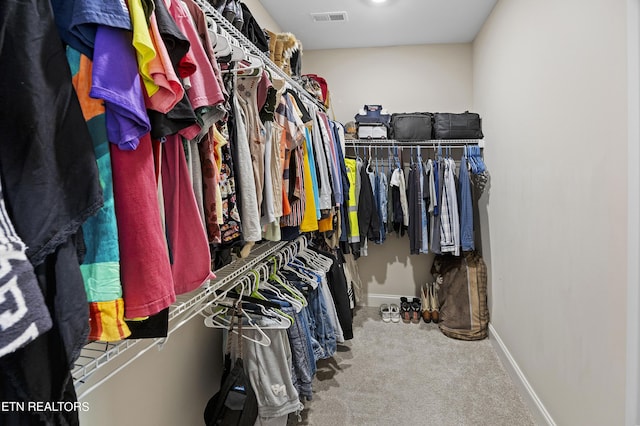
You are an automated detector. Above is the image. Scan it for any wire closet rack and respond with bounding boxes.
[72,241,288,397]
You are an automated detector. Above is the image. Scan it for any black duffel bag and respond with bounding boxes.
[389,112,433,140]
[433,112,484,139]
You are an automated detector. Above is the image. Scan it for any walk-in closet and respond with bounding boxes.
[0,0,638,425]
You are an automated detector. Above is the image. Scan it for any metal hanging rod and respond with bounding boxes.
[346,139,485,148]
[194,0,326,111]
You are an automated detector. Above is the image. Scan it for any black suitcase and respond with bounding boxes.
[390,112,433,140]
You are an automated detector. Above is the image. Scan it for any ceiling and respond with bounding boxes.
[259,0,498,51]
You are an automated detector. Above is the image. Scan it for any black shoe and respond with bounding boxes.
[410,297,421,324]
[400,297,411,324]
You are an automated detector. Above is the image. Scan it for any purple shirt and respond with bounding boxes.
[91,26,150,150]
[51,0,132,58]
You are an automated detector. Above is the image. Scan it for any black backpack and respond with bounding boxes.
[203,356,258,426]
[203,310,258,426]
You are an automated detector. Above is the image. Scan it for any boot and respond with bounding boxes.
[421,284,431,323]
[430,282,440,324]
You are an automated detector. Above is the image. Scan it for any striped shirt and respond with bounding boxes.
[440,158,460,256]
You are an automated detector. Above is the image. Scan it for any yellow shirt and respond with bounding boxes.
[299,132,319,233]
[128,0,159,97]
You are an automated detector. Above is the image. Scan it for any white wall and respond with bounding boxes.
[473,1,628,425]
[302,45,475,303]
[627,2,640,424]
[242,0,282,33]
[302,44,473,124]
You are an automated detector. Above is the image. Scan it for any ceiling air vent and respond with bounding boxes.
[310,11,348,23]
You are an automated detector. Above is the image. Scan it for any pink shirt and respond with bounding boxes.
[144,12,185,114]
[162,134,215,294]
[166,0,224,111]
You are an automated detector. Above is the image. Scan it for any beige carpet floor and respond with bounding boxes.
[288,306,537,426]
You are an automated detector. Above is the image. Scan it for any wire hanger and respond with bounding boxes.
[258,262,304,313]
[204,282,275,345]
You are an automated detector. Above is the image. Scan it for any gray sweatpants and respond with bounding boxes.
[244,328,304,422]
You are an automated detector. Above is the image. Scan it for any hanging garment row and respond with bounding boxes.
[203,236,355,425]
[345,144,488,257]
[0,1,349,425]
[50,0,353,344]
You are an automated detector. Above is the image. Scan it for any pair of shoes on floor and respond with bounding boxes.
[400,297,421,324]
[380,303,400,323]
[421,281,440,323]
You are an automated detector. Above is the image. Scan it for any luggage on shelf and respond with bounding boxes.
[355,104,391,125]
[357,123,388,139]
[433,112,484,139]
[389,112,433,140]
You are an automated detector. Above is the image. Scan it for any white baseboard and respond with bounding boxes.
[488,324,556,426]
[362,293,414,307]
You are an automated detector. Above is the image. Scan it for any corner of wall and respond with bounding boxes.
[627,0,640,424]
[488,325,556,426]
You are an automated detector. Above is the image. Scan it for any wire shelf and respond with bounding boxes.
[72,241,288,392]
[346,139,485,148]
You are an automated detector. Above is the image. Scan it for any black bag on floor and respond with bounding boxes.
[389,112,433,140]
[204,310,258,426]
[433,112,484,139]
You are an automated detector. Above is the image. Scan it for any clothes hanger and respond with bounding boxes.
[256,262,303,312]
[266,253,305,308]
[210,270,295,328]
[248,269,296,325]
[229,38,245,62]
[294,236,327,270]
[207,24,218,49]
[204,284,274,345]
[227,52,265,76]
[474,145,487,173]
[301,243,333,272]
[295,248,324,273]
[213,33,232,58]
[266,272,305,312]
[366,145,374,173]
[281,258,319,288]
[465,146,477,174]
[204,306,273,346]
[393,145,401,170]
[290,258,321,280]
